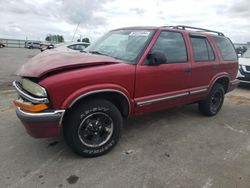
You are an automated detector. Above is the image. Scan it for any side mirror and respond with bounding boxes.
[147,51,166,65]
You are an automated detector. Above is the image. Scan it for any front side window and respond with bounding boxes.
[190,36,215,61]
[86,30,154,64]
[213,36,237,61]
[151,31,187,63]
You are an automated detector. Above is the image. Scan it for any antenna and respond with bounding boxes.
[71,22,80,42]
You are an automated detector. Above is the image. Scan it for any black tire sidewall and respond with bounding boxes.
[64,99,122,157]
[209,85,224,115]
[199,83,225,116]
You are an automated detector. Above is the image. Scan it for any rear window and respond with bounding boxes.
[213,36,237,61]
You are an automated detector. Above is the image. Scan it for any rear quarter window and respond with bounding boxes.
[213,36,237,61]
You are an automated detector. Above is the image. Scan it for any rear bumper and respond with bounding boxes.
[16,108,65,138]
[228,79,239,92]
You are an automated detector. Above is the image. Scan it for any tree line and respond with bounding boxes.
[45,34,90,43]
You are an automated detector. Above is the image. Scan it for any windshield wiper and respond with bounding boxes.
[89,51,105,56]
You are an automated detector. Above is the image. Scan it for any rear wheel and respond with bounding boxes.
[199,83,225,116]
[63,99,123,157]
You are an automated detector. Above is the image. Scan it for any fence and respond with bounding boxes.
[234,43,250,49]
[0,38,34,48]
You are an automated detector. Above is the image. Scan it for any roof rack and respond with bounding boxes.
[163,25,224,36]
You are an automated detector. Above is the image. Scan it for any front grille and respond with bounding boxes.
[246,66,250,71]
[239,77,250,82]
[239,67,250,76]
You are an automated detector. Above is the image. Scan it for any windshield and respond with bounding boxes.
[86,30,154,64]
[242,49,250,58]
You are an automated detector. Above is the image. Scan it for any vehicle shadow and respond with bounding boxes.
[238,83,250,90]
[123,103,205,136]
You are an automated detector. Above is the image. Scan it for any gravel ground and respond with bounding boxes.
[0,48,250,188]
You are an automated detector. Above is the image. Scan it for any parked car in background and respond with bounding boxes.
[13,25,238,157]
[66,42,90,51]
[25,41,41,49]
[235,46,247,56]
[237,49,250,84]
[40,43,55,52]
[42,42,90,52]
[0,40,5,48]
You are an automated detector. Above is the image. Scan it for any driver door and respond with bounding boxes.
[134,31,192,114]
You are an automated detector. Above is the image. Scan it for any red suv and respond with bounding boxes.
[13,26,238,157]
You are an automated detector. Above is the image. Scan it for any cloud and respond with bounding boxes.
[130,8,145,15]
[58,0,110,26]
[226,0,250,17]
[0,0,249,43]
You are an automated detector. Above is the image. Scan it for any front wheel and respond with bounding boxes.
[63,99,123,157]
[199,83,225,116]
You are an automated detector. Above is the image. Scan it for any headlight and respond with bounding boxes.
[20,79,47,97]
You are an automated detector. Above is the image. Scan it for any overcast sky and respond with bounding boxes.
[0,0,249,43]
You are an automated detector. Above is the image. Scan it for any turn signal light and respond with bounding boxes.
[13,100,48,112]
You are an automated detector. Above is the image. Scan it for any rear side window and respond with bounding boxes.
[213,36,237,61]
[190,36,215,61]
[151,31,187,63]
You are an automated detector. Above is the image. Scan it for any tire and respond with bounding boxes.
[199,83,225,116]
[63,99,123,157]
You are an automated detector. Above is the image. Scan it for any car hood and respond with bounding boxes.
[239,57,250,66]
[16,51,123,77]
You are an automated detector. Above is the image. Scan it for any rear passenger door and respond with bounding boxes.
[189,35,217,92]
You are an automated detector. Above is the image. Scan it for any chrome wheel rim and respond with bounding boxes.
[78,112,114,148]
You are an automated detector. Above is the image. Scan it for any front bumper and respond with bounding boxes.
[16,108,65,138]
[237,67,250,84]
[13,80,65,138]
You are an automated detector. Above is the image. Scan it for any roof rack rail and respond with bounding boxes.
[174,25,224,36]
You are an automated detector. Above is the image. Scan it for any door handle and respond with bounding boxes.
[184,67,192,73]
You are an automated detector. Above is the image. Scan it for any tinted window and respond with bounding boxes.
[213,36,237,61]
[151,31,187,63]
[191,37,215,61]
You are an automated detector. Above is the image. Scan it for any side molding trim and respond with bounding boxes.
[136,88,208,107]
